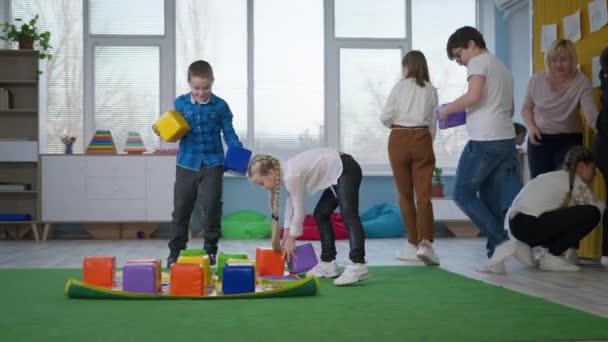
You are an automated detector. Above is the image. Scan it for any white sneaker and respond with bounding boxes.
[539,252,580,272]
[306,260,340,278]
[513,241,538,267]
[397,243,419,261]
[601,256,608,270]
[477,260,506,274]
[334,263,371,286]
[564,248,580,265]
[488,240,517,265]
[416,241,440,265]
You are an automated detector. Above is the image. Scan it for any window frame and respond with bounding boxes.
[76,0,482,173]
[83,0,175,145]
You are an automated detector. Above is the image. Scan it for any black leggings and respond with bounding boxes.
[509,205,601,256]
[313,154,366,263]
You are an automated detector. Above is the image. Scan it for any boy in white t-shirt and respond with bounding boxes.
[438,26,522,273]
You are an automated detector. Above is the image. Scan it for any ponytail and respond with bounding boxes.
[560,146,594,207]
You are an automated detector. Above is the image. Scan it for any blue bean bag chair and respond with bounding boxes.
[221,210,272,239]
[360,203,405,238]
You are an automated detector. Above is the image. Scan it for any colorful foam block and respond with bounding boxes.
[154,110,191,142]
[170,263,204,296]
[179,249,206,257]
[83,256,115,287]
[224,145,252,174]
[222,263,255,295]
[227,258,257,282]
[176,255,212,287]
[217,252,248,280]
[288,243,318,273]
[126,259,162,292]
[123,263,157,294]
[436,104,466,129]
[255,248,286,276]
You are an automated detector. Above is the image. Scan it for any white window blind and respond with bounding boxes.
[175,0,247,142]
[253,0,324,160]
[412,0,476,169]
[10,0,84,154]
[89,0,164,35]
[339,48,402,169]
[334,0,406,38]
[94,46,160,152]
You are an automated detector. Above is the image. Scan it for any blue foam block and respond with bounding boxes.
[222,263,255,295]
[0,214,31,221]
[224,146,252,174]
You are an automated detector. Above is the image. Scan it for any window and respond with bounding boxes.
[412,0,476,169]
[175,0,247,142]
[89,0,164,35]
[10,0,84,154]
[253,0,324,159]
[335,0,406,38]
[12,0,478,172]
[339,49,402,167]
[94,46,160,152]
[85,0,171,153]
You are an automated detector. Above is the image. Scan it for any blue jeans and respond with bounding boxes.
[453,139,522,257]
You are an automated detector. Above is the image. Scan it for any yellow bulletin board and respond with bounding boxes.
[532,0,607,258]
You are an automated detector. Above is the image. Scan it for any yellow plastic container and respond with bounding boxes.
[153,110,190,142]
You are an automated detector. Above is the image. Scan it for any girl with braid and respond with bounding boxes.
[247,148,370,286]
[506,146,604,272]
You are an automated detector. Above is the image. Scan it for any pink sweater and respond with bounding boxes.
[522,71,598,134]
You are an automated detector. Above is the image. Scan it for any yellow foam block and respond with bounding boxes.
[153,110,190,142]
[177,255,212,287]
[227,258,258,282]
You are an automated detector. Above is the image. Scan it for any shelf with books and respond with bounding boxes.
[0,49,40,241]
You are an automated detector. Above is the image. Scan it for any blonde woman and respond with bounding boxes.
[522,39,599,178]
[247,148,370,286]
[507,146,604,272]
[381,50,439,265]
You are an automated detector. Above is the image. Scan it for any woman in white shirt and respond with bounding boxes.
[248,148,370,286]
[381,50,439,265]
[508,146,604,272]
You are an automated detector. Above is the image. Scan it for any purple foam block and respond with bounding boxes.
[288,243,318,273]
[122,263,157,294]
[436,105,466,129]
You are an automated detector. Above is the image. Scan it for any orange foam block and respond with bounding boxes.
[255,248,285,276]
[127,259,162,292]
[83,256,115,287]
[170,263,204,296]
[176,255,212,287]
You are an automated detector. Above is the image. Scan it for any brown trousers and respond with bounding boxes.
[388,128,435,245]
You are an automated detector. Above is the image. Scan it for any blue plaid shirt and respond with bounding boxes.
[175,93,242,171]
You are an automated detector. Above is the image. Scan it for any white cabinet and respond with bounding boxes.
[42,155,176,222]
[145,157,175,221]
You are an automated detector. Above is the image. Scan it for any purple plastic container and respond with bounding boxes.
[288,243,318,273]
[436,105,466,129]
[122,263,157,294]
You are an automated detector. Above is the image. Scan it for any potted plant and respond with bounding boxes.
[1,15,52,65]
[432,167,444,198]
